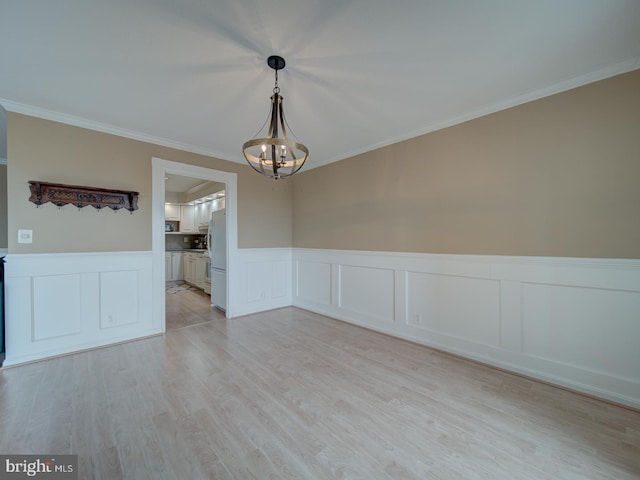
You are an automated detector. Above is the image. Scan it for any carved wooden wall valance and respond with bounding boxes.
[28,181,139,212]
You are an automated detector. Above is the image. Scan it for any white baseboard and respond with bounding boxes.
[293,248,640,408]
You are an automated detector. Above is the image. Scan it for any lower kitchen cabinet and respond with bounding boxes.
[171,252,184,281]
[165,253,172,281]
[183,253,197,285]
[166,252,185,281]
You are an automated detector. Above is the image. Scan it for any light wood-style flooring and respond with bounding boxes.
[165,286,223,331]
[1,298,639,479]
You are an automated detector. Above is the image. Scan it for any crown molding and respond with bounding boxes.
[0,99,245,165]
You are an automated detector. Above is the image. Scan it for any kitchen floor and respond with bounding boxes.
[165,284,225,330]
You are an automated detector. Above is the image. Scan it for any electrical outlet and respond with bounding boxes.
[413,313,421,325]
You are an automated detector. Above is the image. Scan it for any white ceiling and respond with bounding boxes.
[164,173,225,195]
[164,174,212,194]
[1,1,639,170]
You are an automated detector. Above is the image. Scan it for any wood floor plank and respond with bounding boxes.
[1,294,639,479]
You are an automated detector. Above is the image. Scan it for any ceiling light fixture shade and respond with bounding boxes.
[242,55,309,180]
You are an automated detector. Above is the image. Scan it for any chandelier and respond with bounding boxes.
[242,56,309,180]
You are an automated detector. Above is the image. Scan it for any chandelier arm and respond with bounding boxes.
[278,100,288,140]
[278,107,298,161]
[271,144,277,177]
[277,100,289,165]
[282,111,302,146]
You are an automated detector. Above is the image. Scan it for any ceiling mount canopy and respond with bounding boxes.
[242,55,309,180]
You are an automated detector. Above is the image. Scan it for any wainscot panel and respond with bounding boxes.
[3,252,156,365]
[406,271,501,348]
[295,260,331,306]
[232,248,293,317]
[293,248,640,408]
[521,282,640,380]
[32,274,83,341]
[339,264,395,325]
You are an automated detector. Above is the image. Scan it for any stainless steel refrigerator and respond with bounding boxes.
[207,209,226,311]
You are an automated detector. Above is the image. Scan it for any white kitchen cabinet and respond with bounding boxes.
[183,252,197,285]
[206,200,213,224]
[166,252,185,281]
[211,196,225,212]
[196,201,212,227]
[195,203,204,227]
[171,252,184,281]
[179,205,196,233]
[165,252,172,281]
[164,203,180,221]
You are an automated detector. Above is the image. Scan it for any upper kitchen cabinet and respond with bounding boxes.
[180,205,196,233]
[196,201,212,227]
[164,203,180,221]
[211,196,225,212]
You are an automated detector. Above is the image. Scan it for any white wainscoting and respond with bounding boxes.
[293,248,640,408]
[232,248,293,317]
[3,251,156,365]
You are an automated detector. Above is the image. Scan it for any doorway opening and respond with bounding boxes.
[151,158,238,333]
